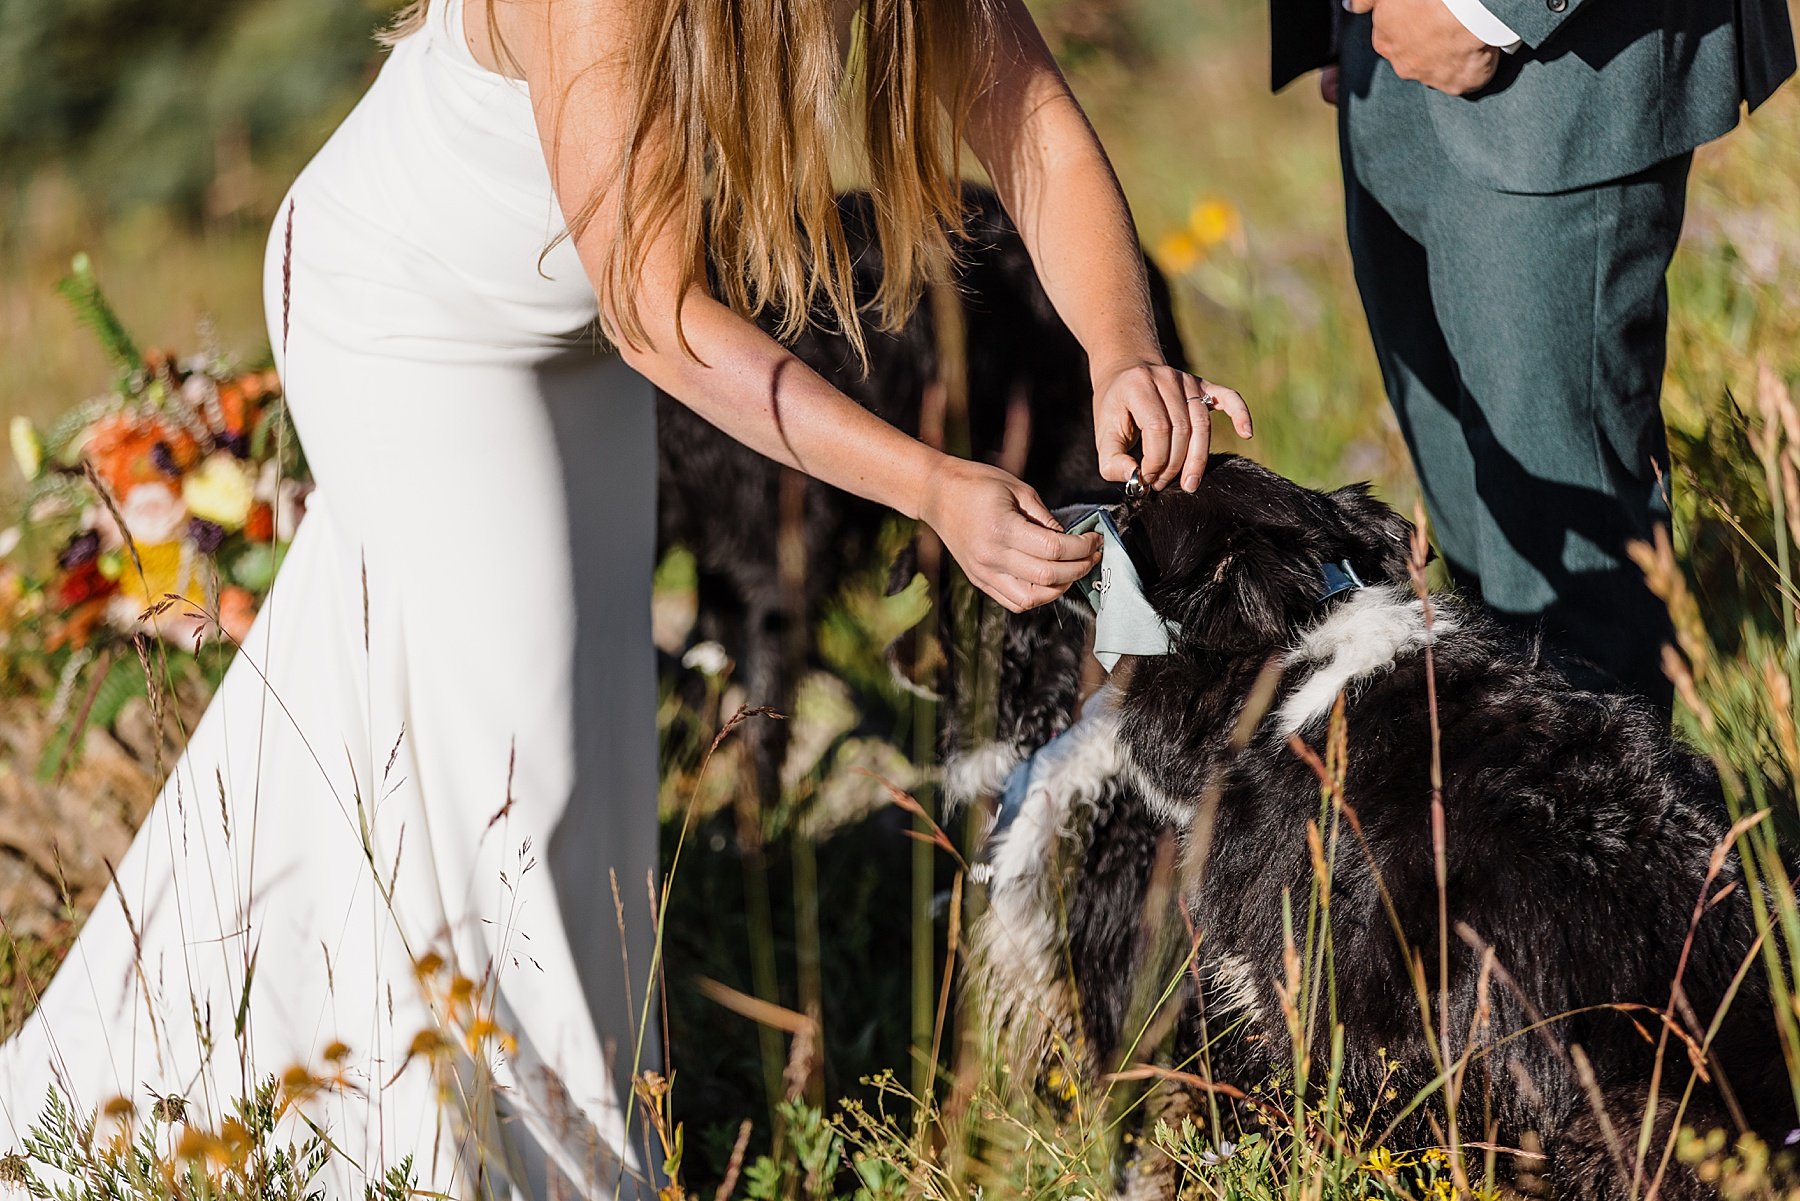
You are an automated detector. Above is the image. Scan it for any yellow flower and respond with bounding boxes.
[1363,1147,1397,1174]
[9,417,43,481]
[1189,197,1242,249]
[115,541,203,608]
[182,451,255,530]
[1421,1147,1449,1165]
[1156,231,1201,275]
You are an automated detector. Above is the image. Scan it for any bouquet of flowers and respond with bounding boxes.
[1,255,309,721]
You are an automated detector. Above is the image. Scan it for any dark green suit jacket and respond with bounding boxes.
[1270,0,1797,192]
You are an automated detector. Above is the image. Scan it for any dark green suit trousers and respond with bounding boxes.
[1338,16,1692,705]
[1271,0,1793,711]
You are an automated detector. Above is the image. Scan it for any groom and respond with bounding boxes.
[1271,0,1795,713]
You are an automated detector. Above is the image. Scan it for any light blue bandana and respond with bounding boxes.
[1064,508,1180,672]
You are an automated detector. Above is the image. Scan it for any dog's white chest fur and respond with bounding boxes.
[1274,584,1454,737]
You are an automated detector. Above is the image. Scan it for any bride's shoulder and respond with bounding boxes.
[468,0,638,82]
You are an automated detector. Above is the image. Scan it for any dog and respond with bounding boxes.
[656,185,1186,802]
[948,454,1793,1199]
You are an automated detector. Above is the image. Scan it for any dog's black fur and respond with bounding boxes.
[955,455,1793,1198]
[656,186,1185,799]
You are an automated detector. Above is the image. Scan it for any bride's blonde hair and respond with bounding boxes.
[386,0,997,362]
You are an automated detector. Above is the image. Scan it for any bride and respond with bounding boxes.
[0,0,1251,1195]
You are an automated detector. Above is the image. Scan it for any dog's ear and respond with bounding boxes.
[1327,483,1421,583]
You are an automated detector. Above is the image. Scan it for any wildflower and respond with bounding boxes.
[116,482,190,545]
[245,501,275,542]
[1156,230,1201,275]
[183,452,255,530]
[254,461,308,541]
[681,640,731,677]
[9,417,43,481]
[1421,1147,1449,1164]
[150,1093,188,1123]
[464,1018,512,1055]
[322,1040,353,1064]
[1363,1147,1397,1174]
[113,541,197,608]
[57,530,101,570]
[413,951,446,981]
[407,1028,452,1060]
[218,1118,255,1164]
[1189,198,1242,250]
[101,1095,136,1123]
[1199,1139,1238,1167]
[218,586,256,643]
[57,561,113,608]
[187,517,227,555]
[1428,1178,1455,1201]
[0,1151,28,1186]
[176,1128,227,1164]
[150,440,182,478]
[86,414,198,500]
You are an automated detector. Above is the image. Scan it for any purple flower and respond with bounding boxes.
[187,517,226,555]
[58,529,101,569]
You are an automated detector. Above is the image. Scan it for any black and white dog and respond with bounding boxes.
[949,454,1792,1198]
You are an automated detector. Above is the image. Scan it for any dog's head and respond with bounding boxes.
[946,456,1418,774]
[1116,454,1418,659]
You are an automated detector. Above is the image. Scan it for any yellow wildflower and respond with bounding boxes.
[182,452,255,530]
[1189,198,1242,249]
[1156,231,1201,275]
[1363,1147,1396,1174]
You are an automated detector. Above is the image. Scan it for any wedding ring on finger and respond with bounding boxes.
[1188,393,1220,411]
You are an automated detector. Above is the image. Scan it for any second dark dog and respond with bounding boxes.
[656,185,1185,800]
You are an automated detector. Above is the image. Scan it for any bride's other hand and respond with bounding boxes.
[1093,359,1253,493]
[918,458,1102,612]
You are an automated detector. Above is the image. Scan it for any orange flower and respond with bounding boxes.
[85,413,200,500]
[218,586,256,643]
[244,502,275,542]
[214,379,250,438]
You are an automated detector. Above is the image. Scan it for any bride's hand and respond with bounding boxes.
[918,458,1102,613]
[1092,359,1253,492]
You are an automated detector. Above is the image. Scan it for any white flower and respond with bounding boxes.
[681,640,731,677]
[117,483,189,545]
[0,526,20,559]
[183,452,255,530]
[255,460,310,540]
[180,374,217,408]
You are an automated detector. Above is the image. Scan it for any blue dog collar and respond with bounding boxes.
[1318,558,1368,602]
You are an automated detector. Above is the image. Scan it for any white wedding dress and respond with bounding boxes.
[2,2,661,1195]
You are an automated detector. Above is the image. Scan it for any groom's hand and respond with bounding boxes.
[1347,0,1501,96]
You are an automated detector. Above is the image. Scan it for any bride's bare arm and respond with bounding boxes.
[964,0,1254,492]
[515,0,1099,612]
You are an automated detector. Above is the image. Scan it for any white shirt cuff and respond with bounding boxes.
[1438,0,1524,51]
